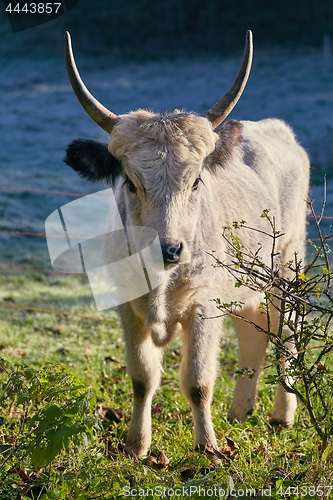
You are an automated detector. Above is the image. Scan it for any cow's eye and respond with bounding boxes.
[125,176,137,194]
[192,176,203,191]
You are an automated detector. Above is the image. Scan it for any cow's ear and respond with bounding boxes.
[205,120,243,171]
[64,139,122,184]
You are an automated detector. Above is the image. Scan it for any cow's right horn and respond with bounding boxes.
[64,32,119,134]
[205,30,253,130]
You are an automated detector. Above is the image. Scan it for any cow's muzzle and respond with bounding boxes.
[160,242,183,265]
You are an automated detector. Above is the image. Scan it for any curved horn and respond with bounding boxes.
[205,30,253,129]
[64,31,119,133]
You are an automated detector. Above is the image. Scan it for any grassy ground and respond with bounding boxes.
[0,268,332,499]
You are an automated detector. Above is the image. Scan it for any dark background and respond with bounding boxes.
[0,0,332,262]
[1,0,333,58]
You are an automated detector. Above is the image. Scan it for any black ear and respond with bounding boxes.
[64,139,122,184]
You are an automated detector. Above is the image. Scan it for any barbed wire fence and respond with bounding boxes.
[0,184,120,323]
[0,183,332,323]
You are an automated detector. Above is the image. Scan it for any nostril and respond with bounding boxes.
[168,242,183,259]
[174,242,183,257]
[161,242,183,264]
[168,243,179,255]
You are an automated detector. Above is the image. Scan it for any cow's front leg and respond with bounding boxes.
[179,306,221,449]
[121,309,163,456]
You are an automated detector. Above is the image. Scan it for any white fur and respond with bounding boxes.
[106,114,309,455]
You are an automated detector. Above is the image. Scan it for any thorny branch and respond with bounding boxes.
[212,205,333,451]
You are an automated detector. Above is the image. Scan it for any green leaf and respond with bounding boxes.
[321,443,333,463]
[43,404,63,419]
[30,444,49,469]
[17,392,30,404]
[90,477,101,488]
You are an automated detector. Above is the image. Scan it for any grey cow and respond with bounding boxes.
[63,31,310,456]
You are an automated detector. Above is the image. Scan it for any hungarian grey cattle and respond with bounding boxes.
[63,31,310,456]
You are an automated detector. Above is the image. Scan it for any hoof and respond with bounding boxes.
[123,445,138,457]
[228,407,254,423]
[269,418,292,429]
[123,443,149,457]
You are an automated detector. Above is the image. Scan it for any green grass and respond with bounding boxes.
[0,268,332,499]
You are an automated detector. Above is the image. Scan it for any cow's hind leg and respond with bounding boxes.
[229,304,297,427]
[179,305,221,450]
[269,307,297,427]
[269,244,300,427]
[121,307,163,456]
[270,364,297,427]
[229,306,268,422]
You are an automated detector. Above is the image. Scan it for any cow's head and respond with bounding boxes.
[64,32,252,267]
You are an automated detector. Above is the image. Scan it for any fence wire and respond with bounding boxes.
[0,183,331,322]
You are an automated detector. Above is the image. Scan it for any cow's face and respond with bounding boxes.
[64,30,252,265]
[64,115,243,266]
[109,110,217,265]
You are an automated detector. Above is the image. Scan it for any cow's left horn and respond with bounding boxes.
[205,30,253,130]
[64,32,119,134]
